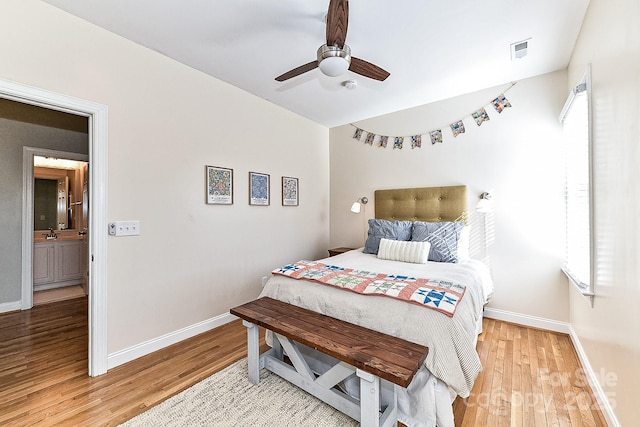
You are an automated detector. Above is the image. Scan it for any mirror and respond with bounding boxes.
[33,158,88,231]
[34,177,67,230]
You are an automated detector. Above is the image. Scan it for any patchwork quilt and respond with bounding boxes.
[272,260,466,317]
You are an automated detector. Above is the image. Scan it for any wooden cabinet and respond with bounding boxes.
[57,241,85,282]
[33,242,55,285]
[33,240,86,291]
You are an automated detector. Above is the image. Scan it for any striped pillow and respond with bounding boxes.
[377,238,431,264]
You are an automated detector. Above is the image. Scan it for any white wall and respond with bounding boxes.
[330,71,570,321]
[0,1,329,355]
[567,0,640,424]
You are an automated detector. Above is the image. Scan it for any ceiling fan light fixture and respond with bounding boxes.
[274,0,390,82]
[317,44,351,77]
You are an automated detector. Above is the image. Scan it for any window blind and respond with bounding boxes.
[561,79,593,295]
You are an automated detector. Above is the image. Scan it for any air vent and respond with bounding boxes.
[510,38,531,60]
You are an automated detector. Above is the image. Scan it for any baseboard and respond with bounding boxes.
[483,307,620,426]
[567,324,621,427]
[0,300,22,314]
[107,312,237,370]
[483,307,571,334]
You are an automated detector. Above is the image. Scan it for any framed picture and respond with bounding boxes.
[282,176,299,206]
[249,171,270,206]
[206,165,233,205]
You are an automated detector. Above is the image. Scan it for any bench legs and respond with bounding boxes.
[241,321,398,427]
[357,369,397,427]
[358,370,381,426]
[242,320,261,384]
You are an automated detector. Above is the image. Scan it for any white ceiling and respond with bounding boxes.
[42,0,589,128]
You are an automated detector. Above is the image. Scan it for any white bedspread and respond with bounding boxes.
[259,249,494,427]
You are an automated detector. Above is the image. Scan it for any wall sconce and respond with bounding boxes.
[350,197,368,213]
[476,192,493,212]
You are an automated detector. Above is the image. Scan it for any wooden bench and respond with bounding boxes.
[230,297,429,427]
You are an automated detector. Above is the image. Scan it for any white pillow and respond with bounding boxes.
[457,226,470,261]
[377,238,431,264]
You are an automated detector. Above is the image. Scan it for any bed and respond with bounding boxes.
[258,185,494,427]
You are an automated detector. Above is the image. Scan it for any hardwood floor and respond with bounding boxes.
[0,297,257,426]
[453,318,607,427]
[0,298,607,426]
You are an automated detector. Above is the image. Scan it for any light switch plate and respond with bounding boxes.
[109,221,140,237]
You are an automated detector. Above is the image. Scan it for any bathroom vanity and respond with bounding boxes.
[33,231,87,291]
[32,162,88,292]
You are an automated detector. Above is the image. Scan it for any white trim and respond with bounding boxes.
[22,147,89,311]
[483,307,571,334]
[483,307,620,426]
[21,149,34,310]
[34,279,85,292]
[87,94,109,377]
[0,78,109,377]
[107,312,237,370]
[561,64,595,306]
[585,64,596,307]
[0,300,22,314]
[562,266,594,296]
[568,324,620,427]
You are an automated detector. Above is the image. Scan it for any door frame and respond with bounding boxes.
[1,78,109,377]
[25,147,89,291]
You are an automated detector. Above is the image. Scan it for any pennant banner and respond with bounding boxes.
[450,120,465,137]
[364,132,375,145]
[411,135,422,149]
[492,94,512,113]
[350,83,516,150]
[471,108,490,126]
[429,130,443,145]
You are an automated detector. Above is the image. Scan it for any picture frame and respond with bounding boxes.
[206,165,233,205]
[249,171,270,206]
[282,176,299,206]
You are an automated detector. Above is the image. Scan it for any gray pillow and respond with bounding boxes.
[363,219,413,255]
[411,221,465,263]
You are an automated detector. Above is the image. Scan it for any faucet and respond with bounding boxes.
[46,227,57,239]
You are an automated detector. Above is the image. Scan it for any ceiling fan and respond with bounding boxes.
[275,0,390,82]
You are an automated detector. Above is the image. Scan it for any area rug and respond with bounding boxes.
[119,359,358,427]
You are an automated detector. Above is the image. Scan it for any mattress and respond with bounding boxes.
[259,248,494,427]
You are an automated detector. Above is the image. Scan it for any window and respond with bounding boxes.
[560,66,594,299]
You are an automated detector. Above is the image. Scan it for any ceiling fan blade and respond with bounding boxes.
[275,61,319,82]
[349,57,390,81]
[326,0,348,48]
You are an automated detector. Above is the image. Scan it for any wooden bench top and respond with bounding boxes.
[230,297,428,388]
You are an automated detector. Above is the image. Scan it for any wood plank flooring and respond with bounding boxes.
[453,318,608,427]
[0,298,608,426]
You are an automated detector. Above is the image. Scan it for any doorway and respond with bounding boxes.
[30,152,89,305]
[1,78,108,377]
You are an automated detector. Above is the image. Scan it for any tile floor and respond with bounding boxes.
[33,285,86,305]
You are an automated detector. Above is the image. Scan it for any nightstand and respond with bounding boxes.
[328,247,354,257]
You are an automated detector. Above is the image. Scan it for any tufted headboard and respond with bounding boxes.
[374,185,467,222]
